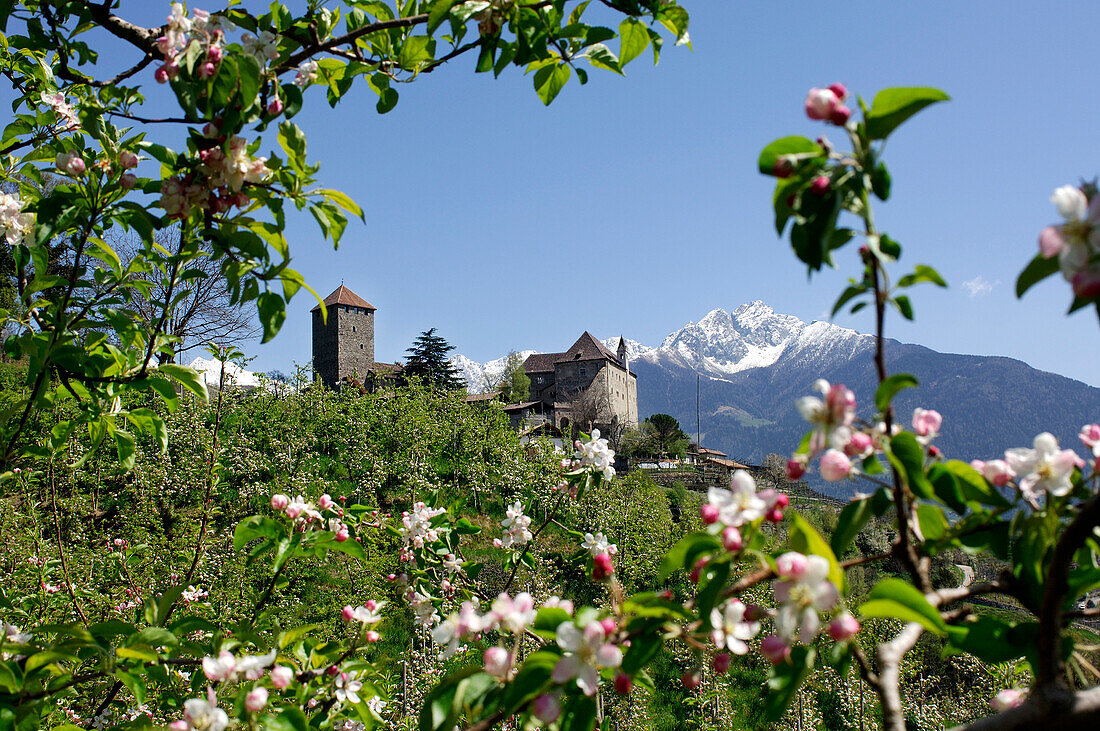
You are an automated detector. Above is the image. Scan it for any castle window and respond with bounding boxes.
[352,326,356,332]
[579,368,586,376]
[359,344,363,349]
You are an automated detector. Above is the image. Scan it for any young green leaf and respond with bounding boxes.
[865,87,950,140]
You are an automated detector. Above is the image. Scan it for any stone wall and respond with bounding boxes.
[312,305,374,387]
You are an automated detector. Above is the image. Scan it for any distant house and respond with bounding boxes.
[311,284,402,390]
[522,332,638,435]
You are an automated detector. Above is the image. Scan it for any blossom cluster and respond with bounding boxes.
[155,3,236,83]
[160,135,271,220]
[804,83,851,126]
[573,428,615,481]
[0,192,35,247]
[496,500,532,549]
[1038,184,1100,298]
[788,378,945,483]
[701,469,788,540]
[972,428,1090,502]
[431,592,542,660]
[270,492,352,540]
[398,501,446,549]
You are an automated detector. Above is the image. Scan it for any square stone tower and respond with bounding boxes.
[311,284,376,388]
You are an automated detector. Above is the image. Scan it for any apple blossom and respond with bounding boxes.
[318,494,334,509]
[294,59,318,87]
[271,493,289,510]
[722,525,743,552]
[243,31,280,61]
[544,596,574,614]
[334,672,362,705]
[201,651,236,682]
[1005,432,1080,498]
[1039,226,1064,258]
[912,408,942,440]
[786,457,806,480]
[797,379,856,454]
[56,151,85,176]
[710,599,760,655]
[614,672,632,694]
[706,470,766,527]
[500,500,533,549]
[760,635,791,664]
[804,87,839,121]
[1052,185,1088,221]
[532,694,561,723]
[267,98,284,116]
[0,193,35,246]
[713,652,730,673]
[819,449,853,482]
[828,83,848,101]
[844,430,874,458]
[581,531,617,556]
[827,613,861,641]
[991,688,1027,712]
[700,502,720,524]
[1080,423,1100,457]
[810,176,831,195]
[483,646,511,678]
[553,619,622,695]
[574,428,616,480]
[829,105,851,126]
[245,687,268,712]
[270,666,293,689]
[592,552,615,580]
[774,553,839,643]
[178,688,229,731]
[491,592,536,633]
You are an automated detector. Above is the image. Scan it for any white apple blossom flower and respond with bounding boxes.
[1052,185,1088,221]
[334,672,362,705]
[201,651,236,683]
[574,429,616,480]
[500,501,532,549]
[490,592,536,634]
[773,554,838,644]
[552,620,622,696]
[710,599,760,655]
[706,470,765,527]
[235,650,276,680]
[1005,432,1081,499]
[179,688,229,731]
[581,532,617,556]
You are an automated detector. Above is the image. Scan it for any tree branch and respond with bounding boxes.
[950,686,1100,731]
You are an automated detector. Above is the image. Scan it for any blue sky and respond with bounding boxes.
[49,3,1100,385]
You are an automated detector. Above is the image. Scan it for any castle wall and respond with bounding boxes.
[312,305,375,387]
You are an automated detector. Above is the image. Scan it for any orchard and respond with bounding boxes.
[0,2,1098,730]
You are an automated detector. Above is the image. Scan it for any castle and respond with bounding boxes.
[518,332,638,435]
[311,284,401,388]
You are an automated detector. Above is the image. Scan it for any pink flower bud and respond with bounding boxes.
[341,605,356,622]
[206,45,223,64]
[819,449,853,482]
[699,503,720,525]
[1039,226,1064,258]
[270,665,293,688]
[810,176,831,196]
[270,494,289,511]
[713,652,730,673]
[827,613,861,641]
[119,151,139,169]
[785,459,806,480]
[828,83,848,101]
[365,599,378,611]
[760,635,790,664]
[829,105,852,126]
[681,671,701,690]
[600,618,617,637]
[1072,269,1100,299]
[533,694,561,722]
[614,672,632,694]
[991,688,1026,712]
[772,157,795,178]
[593,552,615,581]
[912,408,943,437]
[689,557,707,584]
[774,493,789,509]
[845,431,873,457]
[267,98,284,116]
[245,687,268,712]
[365,630,380,643]
[776,552,808,580]
[199,61,217,78]
[722,526,743,552]
[928,445,942,458]
[805,87,839,120]
[155,66,170,83]
[483,646,510,678]
[386,573,396,581]
[335,528,349,542]
[120,173,138,190]
[319,494,334,509]
[325,665,339,677]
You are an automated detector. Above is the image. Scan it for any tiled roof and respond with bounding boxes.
[465,391,502,403]
[311,285,377,313]
[502,400,541,411]
[559,331,619,364]
[523,352,560,373]
[370,361,402,375]
[706,456,751,471]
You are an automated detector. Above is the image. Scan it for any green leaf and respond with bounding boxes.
[788,511,844,591]
[267,706,309,731]
[659,533,720,581]
[875,373,918,413]
[316,188,364,221]
[157,364,209,401]
[257,291,286,343]
[114,429,136,471]
[130,627,177,647]
[757,136,824,176]
[927,464,967,514]
[831,496,875,556]
[889,432,934,501]
[618,17,649,67]
[502,651,557,713]
[319,537,365,561]
[1017,253,1060,298]
[865,87,950,140]
[897,264,948,289]
[860,578,946,635]
[871,162,892,200]
[941,460,1010,508]
[764,646,815,721]
[560,694,597,731]
[916,503,949,542]
[427,0,461,33]
[892,294,914,320]
[621,632,662,675]
[534,64,571,106]
[831,283,868,317]
[695,558,730,620]
[113,669,146,706]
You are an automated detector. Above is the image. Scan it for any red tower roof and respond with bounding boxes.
[311,285,377,312]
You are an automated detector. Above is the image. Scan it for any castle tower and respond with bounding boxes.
[311,285,376,388]
[617,336,629,373]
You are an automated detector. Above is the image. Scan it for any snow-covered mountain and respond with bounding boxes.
[452,301,1100,496]
[452,350,539,393]
[186,355,262,389]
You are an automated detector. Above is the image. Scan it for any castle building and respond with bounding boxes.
[311,285,400,388]
[521,332,638,434]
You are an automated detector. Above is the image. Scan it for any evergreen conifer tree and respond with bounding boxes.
[404,328,465,390]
